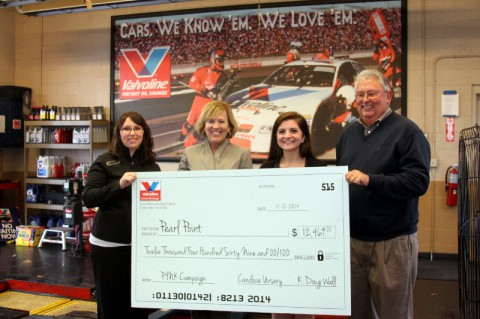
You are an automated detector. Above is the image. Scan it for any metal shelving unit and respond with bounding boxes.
[458,124,480,318]
[23,120,109,224]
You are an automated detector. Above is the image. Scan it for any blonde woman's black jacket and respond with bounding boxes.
[83,150,160,244]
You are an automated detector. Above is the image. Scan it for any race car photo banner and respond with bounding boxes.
[111,0,406,161]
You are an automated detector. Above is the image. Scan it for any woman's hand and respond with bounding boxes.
[119,172,137,189]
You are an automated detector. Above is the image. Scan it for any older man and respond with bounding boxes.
[336,69,430,319]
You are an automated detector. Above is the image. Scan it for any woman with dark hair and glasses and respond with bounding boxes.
[261,111,327,169]
[83,111,160,319]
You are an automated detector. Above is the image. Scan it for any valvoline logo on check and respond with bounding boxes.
[140,181,161,201]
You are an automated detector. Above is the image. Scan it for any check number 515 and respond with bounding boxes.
[321,183,335,191]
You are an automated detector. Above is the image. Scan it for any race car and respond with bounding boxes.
[225,59,365,156]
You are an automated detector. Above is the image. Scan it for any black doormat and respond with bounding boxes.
[417,256,458,281]
[0,307,29,319]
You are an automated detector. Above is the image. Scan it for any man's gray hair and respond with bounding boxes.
[354,69,391,92]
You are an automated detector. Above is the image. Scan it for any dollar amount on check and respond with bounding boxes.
[131,166,350,316]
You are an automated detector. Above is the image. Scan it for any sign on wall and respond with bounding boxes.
[111,0,406,161]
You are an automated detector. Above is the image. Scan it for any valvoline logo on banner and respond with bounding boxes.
[140,181,161,201]
[119,46,171,99]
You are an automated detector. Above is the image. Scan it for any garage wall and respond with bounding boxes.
[407,0,480,254]
[0,8,15,86]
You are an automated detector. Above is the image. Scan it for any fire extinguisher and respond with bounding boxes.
[445,164,458,206]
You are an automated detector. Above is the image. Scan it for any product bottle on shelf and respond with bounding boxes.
[100,106,107,120]
[61,107,67,121]
[40,105,45,120]
[96,107,103,120]
[48,156,55,178]
[37,156,49,178]
[52,156,59,178]
[44,105,50,120]
[25,127,30,143]
[49,106,56,121]
[60,156,65,178]
[33,108,40,121]
[35,127,43,143]
[29,127,36,143]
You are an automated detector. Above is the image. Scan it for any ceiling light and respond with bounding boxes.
[3,0,197,16]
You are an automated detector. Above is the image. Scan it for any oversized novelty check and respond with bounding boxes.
[131,166,350,316]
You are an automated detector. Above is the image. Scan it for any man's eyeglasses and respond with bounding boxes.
[120,127,143,133]
[355,91,387,100]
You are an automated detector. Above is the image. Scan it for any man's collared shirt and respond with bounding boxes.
[358,107,393,136]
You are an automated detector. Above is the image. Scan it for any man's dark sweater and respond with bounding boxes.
[336,112,431,241]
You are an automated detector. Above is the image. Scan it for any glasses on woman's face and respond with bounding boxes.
[120,126,143,133]
[355,91,387,101]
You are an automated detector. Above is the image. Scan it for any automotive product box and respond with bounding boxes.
[15,225,44,247]
[0,207,21,242]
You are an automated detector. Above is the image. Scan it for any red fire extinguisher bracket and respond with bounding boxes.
[445,164,458,206]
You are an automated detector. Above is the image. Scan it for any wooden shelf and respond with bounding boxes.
[25,120,108,126]
[25,143,91,150]
[26,203,91,213]
[25,177,68,185]
[26,203,64,211]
